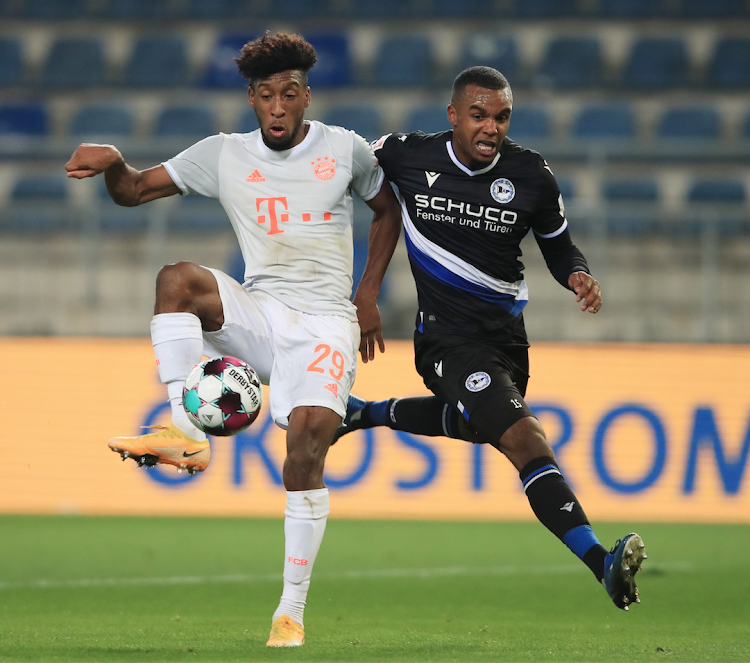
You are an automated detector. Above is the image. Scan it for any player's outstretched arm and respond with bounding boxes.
[65,143,180,206]
[569,271,602,314]
[353,180,402,363]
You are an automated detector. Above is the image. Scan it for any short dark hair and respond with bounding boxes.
[235,32,317,86]
[451,66,510,103]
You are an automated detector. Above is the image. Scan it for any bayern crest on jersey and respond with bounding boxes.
[490,178,515,204]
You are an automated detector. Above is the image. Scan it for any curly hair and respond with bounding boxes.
[235,32,317,86]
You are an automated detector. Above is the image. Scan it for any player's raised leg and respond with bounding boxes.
[267,405,340,647]
[108,262,223,473]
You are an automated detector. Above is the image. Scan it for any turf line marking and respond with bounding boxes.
[0,562,694,591]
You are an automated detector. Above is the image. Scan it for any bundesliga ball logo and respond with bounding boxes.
[182,356,263,436]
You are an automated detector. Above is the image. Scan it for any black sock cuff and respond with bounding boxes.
[519,456,558,482]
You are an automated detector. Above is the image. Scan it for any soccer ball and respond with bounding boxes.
[182,356,262,436]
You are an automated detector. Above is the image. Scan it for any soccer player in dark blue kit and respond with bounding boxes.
[345,66,647,611]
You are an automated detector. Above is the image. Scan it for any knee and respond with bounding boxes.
[156,261,203,296]
[499,416,555,470]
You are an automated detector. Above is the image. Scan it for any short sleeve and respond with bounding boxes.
[350,132,384,201]
[162,134,225,199]
[371,132,405,181]
[531,158,568,239]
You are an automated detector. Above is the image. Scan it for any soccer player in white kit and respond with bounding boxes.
[65,33,402,647]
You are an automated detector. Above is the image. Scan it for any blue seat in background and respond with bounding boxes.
[124,36,188,87]
[679,0,745,17]
[235,107,259,133]
[168,196,230,234]
[656,107,721,141]
[183,0,248,17]
[93,180,149,234]
[537,37,602,88]
[12,175,68,201]
[0,103,48,135]
[572,105,636,140]
[621,38,688,89]
[204,33,258,89]
[455,35,518,84]
[100,0,170,18]
[306,34,351,88]
[603,178,659,202]
[323,107,382,143]
[600,0,667,17]
[70,106,134,138]
[23,0,89,17]
[263,0,335,17]
[512,0,576,18]
[688,179,746,204]
[349,0,413,18]
[709,38,750,89]
[557,178,575,202]
[507,107,550,141]
[0,38,23,87]
[372,36,434,87]
[154,105,215,138]
[405,104,450,135]
[429,0,489,17]
[43,38,105,89]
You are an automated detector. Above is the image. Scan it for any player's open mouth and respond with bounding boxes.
[269,125,286,138]
[476,141,496,156]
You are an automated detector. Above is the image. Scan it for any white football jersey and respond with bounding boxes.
[163,120,384,321]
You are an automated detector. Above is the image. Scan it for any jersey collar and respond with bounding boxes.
[255,120,317,159]
[446,140,500,176]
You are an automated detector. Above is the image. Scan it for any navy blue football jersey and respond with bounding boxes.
[373,130,588,341]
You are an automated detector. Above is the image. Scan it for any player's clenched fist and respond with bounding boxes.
[65,143,124,179]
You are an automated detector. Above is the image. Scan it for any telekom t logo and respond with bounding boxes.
[256,196,289,235]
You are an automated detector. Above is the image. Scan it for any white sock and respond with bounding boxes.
[151,312,207,441]
[272,488,330,628]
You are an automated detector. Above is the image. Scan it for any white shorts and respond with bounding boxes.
[202,268,360,428]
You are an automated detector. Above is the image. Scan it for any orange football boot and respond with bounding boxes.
[266,615,305,647]
[108,424,210,475]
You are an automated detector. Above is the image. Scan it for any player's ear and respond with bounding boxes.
[447,104,458,127]
[248,86,255,108]
[304,86,311,108]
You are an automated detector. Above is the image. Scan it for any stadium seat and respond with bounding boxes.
[600,0,667,17]
[572,104,636,140]
[537,37,603,88]
[7,175,69,234]
[168,196,230,234]
[0,103,48,135]
[348,0,413,18]
[507,107,550,141]
[23,0,89,18]
[183,0,248,17]
[100,0,171,18]
[679,0,745,17]
[687,179,746,204]
[621,38,689,89]
[656,107,721,142]
[43,38,106,89]
[557,178,575,202]
[93,180,150,234]
[124,36,188,87]
[154,105,215,138]
[263,0,335,17]
[455,35,518,84]
[70,106,134,138]
[306,34,351,88]
[11,175,68,201]
[405,104,450,135]
[235,107,259,133]
[603,178,659,202]
[323,106,382,142]
[371,36,434,87]
[0,37,23,87]
[429,0,489,17]
[708,38,750,89]
[512,0,577,18]
[204,33,258,89]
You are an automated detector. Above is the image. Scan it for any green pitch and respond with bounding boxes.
[0,517,748,662]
